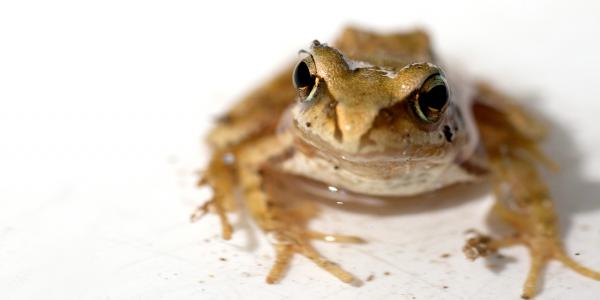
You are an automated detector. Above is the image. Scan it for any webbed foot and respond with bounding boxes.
[464,231,600,299]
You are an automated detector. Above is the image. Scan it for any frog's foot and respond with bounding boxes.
[235,135,364,284]
[190,151,236,240]
[463,231,600,299]
[190,194,233,240]
[265,228,364,284]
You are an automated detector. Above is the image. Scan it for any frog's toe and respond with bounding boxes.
[264,229,358,284]
[190,197,233,240]
[519,238,600,299]
[554,247,600,280]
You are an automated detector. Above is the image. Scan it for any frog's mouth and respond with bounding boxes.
[287,106,453,161]
[287,117,455,181]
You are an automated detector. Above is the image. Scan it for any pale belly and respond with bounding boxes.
[279,150,478,197]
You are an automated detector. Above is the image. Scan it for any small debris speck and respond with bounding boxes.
[441,253,451,258]
[443,285,448,289]
[366,274,375,282]
[384,271,391,276]
[575,252,581,256]
[219,257,227,261]
[486,263,498,269]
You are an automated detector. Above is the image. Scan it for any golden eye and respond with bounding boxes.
[413,74,449,123]
[292,56,320,102]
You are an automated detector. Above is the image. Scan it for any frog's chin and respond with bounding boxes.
[292,127,448,164]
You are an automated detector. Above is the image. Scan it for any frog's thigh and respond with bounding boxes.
[466,85,600,299]
[236,135,362,284]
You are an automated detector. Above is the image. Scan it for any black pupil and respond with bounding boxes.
[420,84,448,111]
[293,61,314,90]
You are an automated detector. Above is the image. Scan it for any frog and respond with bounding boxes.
[192,27,600,299]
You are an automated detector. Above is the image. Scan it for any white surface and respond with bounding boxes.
[1,1,600,299]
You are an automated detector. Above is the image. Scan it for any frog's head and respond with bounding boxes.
[289,41,470,177]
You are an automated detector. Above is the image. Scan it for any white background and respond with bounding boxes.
[1,1,600,299]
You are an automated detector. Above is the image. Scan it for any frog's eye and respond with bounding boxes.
[293,56,320,102]
[413,74,449,123]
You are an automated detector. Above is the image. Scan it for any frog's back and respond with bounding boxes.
[206,66,296,150]
[334,27,435,70]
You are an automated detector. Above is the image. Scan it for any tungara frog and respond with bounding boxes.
[193,27,600,299]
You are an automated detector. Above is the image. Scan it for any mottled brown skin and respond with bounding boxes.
[193,27,600,298]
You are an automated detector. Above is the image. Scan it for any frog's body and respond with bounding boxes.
[194,27,600,299]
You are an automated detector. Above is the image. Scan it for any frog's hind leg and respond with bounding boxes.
[464,83,600,299]
[191,149,236,240]
[237,135,363,284]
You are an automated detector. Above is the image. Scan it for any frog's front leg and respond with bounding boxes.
[236,134,363,284]
[464,84,600,299]
[191,149,236,239]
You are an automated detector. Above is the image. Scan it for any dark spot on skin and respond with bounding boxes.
[216,114,232,124]
[305,122,311,128]
[378,109,394,124]
[383,271,391,276]
[443,286,448,289]
[443,125,453,142]
[325,101,337,117]
[333,165,339,170]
